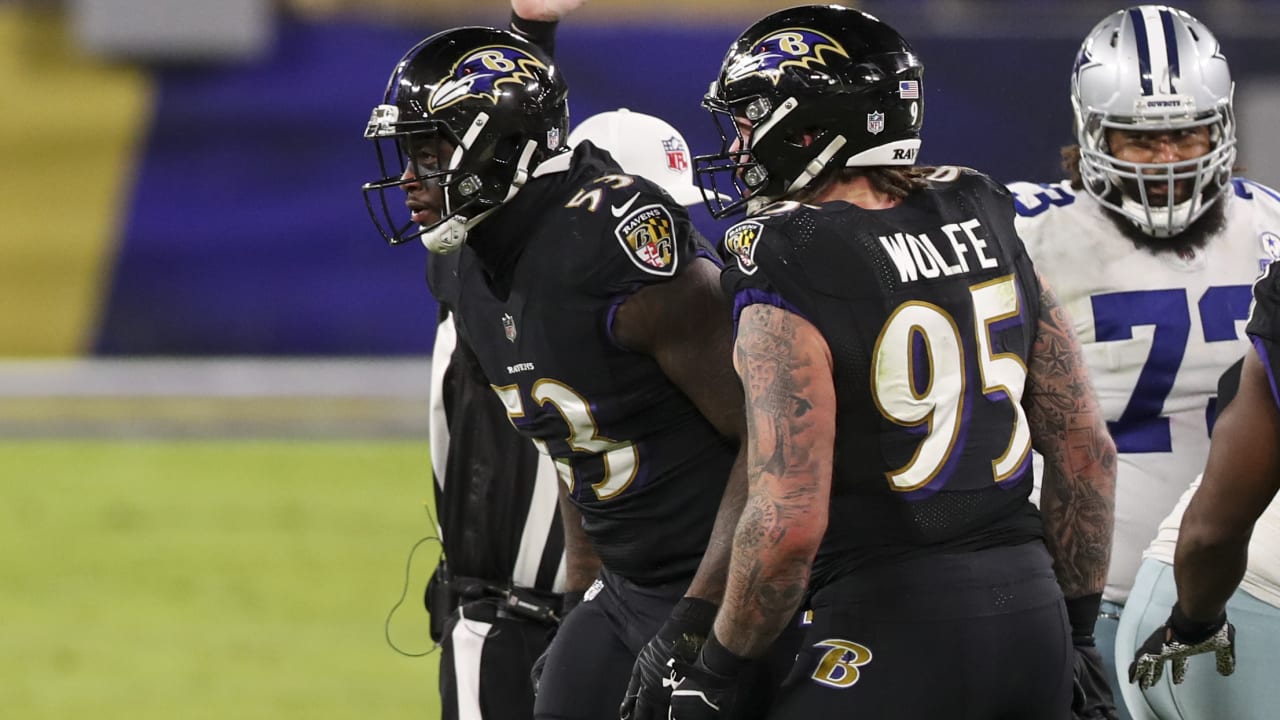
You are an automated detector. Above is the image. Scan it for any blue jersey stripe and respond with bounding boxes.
[1129,8,1155,95]
[1160,8,1180,93]
[1236,177,1280,204]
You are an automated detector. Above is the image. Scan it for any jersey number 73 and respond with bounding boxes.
[1091,284,1252,453]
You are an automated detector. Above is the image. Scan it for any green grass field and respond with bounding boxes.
[2,440,443,719]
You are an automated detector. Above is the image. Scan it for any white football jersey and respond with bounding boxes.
[1009,178,1280,603]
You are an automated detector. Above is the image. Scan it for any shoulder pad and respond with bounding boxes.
[749,200,820,222]
[923,165,979,185]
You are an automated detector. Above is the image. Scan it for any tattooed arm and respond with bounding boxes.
[1022,273,1116,599]
[712,303,835,659]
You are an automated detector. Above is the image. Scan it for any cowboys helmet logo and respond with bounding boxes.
[724,220,763,275]
[615,204,678,276]
[725,28,849,86]
[428,45,549,112]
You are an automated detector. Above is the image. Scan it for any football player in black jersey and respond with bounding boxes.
[362,18,754,720]
[665,6,1118,720]
[1126,259,1280,708]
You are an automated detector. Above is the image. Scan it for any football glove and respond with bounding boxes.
[1128,605,1236,691]
[618,597,717,720]
[1071,642,1120,720]
[1063,593,1119,719]
[668,635,746,720]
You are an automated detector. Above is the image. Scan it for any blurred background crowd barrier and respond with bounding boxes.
[3,0,1279,359]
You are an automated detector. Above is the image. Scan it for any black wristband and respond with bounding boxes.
[667,597,719,635]
[701,631,751,678]
[509,12,559,56]
[1064,592,1103,643]
[1169,603,1226,645]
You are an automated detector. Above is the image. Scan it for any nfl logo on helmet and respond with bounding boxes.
[866,112,885,135]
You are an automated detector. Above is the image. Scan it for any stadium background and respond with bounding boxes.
[3,1,1278,718]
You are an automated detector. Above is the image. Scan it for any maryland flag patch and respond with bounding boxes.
[724,220,763,275]
[615,204,678,276]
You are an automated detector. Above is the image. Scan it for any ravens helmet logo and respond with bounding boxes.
[428,45,549,112]
[725,28,849,86]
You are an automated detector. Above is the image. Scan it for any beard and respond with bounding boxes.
[1100,189,1228,257]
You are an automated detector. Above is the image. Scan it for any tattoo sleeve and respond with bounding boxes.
[715,304,835,658]
[1023,274,1116,599]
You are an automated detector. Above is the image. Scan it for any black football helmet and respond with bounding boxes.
[362,27,569,252]
[695,5,924,217]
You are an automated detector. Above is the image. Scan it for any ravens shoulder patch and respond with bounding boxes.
[724,219,763,275]
[614,202,678,276]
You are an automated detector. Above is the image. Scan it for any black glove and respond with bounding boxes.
[618,597,717,720]
[530,647,550,697]
[1128,604,1235,690]
[530,590,586,696]
[1065,594,1119,720]
[668,633,748,720]
[1071,642,1120,720]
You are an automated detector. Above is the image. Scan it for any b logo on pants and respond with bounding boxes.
[810,639,873,688]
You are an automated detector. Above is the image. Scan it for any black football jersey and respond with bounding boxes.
[428,142,735,586]
[1246,260,1280,410]
[720,167,1046,586]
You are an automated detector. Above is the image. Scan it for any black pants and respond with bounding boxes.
[533,570,795,720]
[769,542,1072,720]
[439,599,556,720]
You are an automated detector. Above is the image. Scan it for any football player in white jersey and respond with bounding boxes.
[1008,6,1280,719]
